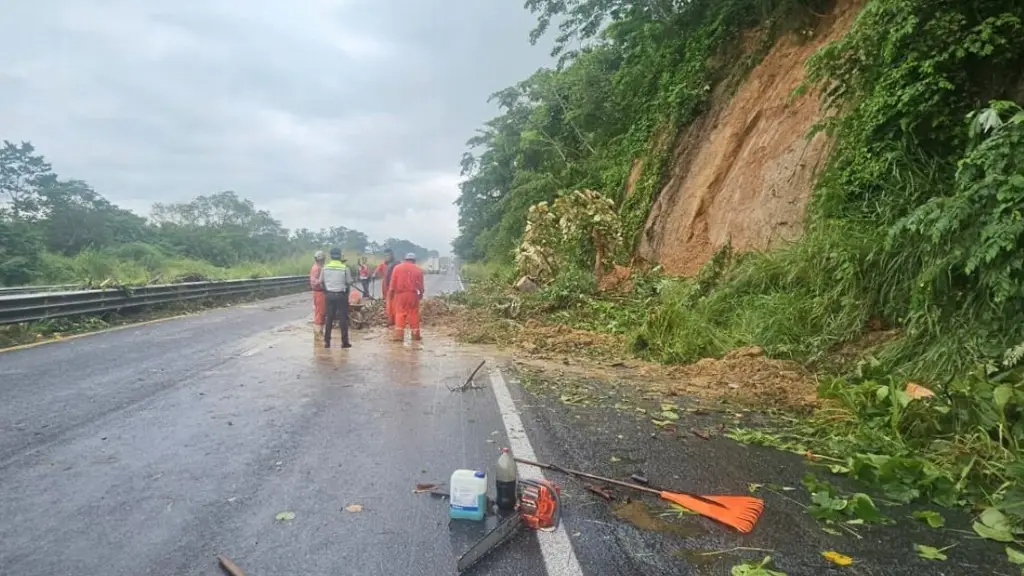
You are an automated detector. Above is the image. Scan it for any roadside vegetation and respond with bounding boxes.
[0,139,436,289]
[0,140,437,347]
[451,0,1024,564]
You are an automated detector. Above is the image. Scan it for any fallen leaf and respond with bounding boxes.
[413,483,439,494]
[730,555,786,576]
[973,508,1015,542]
[691,429,710,440]
[748,483,763,493]
[912,510,945,529]
[822,551,853,566]
[660,410,680,421]
[610,456,621,463]
[1006,546,1024,565]
[275,511,295,522]
[915,544,951,561]
[345,504,363,513]
[905,382,935,399]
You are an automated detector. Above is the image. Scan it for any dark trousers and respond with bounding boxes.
[323,291,350,347]
[361,279,370,297]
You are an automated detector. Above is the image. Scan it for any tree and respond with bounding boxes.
[0,219,44,285]
[384,238,433,261]
[38,179,149,255]
[0,140,54,220]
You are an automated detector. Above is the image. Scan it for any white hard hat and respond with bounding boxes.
[314,250,325,259]
[405,252,417,260]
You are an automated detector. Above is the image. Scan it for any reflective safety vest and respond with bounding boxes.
[321,259,351,292]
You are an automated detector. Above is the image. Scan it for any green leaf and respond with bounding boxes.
[912,510,946,529]
[993,385,1014,410]
[875,386,890,402]
[914,544,948,561]
[973,521,1014,543]
[1006,547,1024,565]
[730,555,787,576]
[660,410,680,421]
[849,493,887,524]
[275,511,296,522]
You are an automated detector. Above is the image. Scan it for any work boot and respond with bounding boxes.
[342,342,352,349]
[412,331,422,341]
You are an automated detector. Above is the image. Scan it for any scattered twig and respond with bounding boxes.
[691,429,711,440]
[413,482,443,494]
[696,546,775,557]
[450,360,487,391]
[217,555,246,576]
[585,483,615,501]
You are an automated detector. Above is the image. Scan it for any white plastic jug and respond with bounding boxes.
[449,469,487,521]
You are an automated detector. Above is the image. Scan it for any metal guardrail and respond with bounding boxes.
[0,284,82,295]
[0,276,307,325]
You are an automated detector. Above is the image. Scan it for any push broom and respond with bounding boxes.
[515,457,764,534]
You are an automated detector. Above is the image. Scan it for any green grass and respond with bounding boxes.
[17,249,376,287]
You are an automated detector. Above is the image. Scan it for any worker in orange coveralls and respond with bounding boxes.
[388,252,425,342]
[309,250,326,337]
[375,249,397,327]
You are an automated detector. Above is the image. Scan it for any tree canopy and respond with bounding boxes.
[0,139,435,285]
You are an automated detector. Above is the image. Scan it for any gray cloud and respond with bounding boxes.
[0,0,553,251]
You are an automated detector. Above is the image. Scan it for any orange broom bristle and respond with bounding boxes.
[660,492,765,534]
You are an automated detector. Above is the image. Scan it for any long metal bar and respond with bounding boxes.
[0,276,307,325]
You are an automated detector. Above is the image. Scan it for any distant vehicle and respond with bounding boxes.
[424,257,440,274]
[439,256,451,273]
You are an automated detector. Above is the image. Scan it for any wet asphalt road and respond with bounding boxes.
[0,269,547,576]
[0,268,1007,576]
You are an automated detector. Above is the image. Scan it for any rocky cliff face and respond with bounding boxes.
[637,1,864,276]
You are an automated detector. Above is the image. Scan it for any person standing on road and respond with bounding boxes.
[389,252,425,342]
[375,249,398,327]
[358,258,371,298]
[319,247,353,348]
[309,251,326,337]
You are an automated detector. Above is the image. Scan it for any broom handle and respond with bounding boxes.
[514,457,726,508]
[515,457,661,496]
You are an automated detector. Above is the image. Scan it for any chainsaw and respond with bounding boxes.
[456,478,562,573]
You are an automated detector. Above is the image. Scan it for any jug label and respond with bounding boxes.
[451,486,478,509]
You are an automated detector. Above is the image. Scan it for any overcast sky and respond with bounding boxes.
[0,0,554,253]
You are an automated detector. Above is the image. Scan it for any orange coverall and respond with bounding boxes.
[309,262,326,326]
[388,261,425,341]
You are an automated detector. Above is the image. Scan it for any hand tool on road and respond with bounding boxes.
[456,478,562,573]
[515,457,763,534]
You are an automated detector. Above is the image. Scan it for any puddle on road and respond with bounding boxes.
[245,320,504,391]
[612,500,707,540]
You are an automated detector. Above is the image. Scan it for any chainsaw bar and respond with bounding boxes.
[456,512,522,573]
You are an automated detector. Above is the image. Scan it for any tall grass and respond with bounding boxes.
[29,246,374,287]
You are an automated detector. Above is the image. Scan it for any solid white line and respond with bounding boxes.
[489,370,585,576]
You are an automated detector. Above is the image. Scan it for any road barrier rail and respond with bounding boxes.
[0,276,307,326]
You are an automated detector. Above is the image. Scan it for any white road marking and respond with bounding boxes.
[489,370,585,576]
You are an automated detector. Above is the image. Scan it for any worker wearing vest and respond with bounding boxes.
[319,247,353,348]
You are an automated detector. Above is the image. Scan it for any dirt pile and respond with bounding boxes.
[664,346,819,411]
[362,297,460,328]
[512,320,625,359]
[597,265,633,292]
[638,0,866,276]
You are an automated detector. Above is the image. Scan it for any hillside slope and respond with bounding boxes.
[640,1,863,275]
